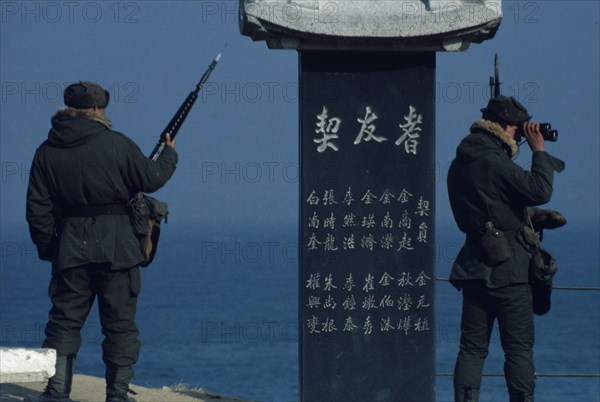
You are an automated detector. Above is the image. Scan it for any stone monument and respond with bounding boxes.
[240,1,502,400]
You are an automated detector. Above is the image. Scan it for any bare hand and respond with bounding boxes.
[522,122,544,152]
[165,133,176,149]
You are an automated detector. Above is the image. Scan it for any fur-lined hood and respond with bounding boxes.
[454,119,519,163]
[48,107,112,147]
[469,119,518,157]
[52,107,112,129]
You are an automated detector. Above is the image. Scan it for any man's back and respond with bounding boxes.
[27,107,178,270]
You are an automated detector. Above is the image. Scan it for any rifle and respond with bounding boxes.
[489,52,501,99]
[150,48,224,161]
[488,53,559,142]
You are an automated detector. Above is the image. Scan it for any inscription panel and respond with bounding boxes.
[300,51,436,402]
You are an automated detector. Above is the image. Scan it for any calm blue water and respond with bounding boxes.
[1,223,598,402]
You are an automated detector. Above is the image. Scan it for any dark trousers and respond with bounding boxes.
[454,281,535,402]
[43,263,141,366]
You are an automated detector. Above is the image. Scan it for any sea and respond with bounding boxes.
[1,222,598,402]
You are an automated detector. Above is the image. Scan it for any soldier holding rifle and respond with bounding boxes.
[26,50,222,402]
[25,81,177,402]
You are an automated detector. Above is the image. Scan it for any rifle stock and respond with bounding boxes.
[150,49,223,161]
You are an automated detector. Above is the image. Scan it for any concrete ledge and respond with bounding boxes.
[0,374,247,402]
[0,348,56,384]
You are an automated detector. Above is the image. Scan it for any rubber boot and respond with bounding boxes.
[105,364,136,402]
[24,355,76,402]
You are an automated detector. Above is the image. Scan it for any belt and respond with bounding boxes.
[466,229,520,244]
[62,203,129,217]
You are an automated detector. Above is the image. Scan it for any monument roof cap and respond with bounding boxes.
[240,0,502,51]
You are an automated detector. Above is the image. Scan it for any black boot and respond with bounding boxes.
[24,355,76,402]
[455,387,480,402]
[105,364,136,402]
[509,390,534,402]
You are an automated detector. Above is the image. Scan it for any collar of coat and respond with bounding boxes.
[53,107,113,129]
[470,119,518,158]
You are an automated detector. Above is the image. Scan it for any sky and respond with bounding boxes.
[1,1,599,233]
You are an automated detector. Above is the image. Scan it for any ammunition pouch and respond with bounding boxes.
[129,192,168,267]
[478,221,512,266]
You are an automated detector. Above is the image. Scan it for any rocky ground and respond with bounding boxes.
[0,375,247,402]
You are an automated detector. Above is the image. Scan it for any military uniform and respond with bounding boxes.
[447,97,562,402]
[26,82,177,402]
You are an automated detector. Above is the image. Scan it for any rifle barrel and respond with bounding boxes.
[494,53,501,98]
[149,49,224,161]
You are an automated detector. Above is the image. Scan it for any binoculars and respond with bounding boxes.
[518,123,558,142]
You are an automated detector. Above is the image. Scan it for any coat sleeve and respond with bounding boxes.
[498,151,555,206]
[26,147,57,261]
[116,134,179,194]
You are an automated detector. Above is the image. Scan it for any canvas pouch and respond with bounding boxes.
[479,221,512,266]
[519,223,558,315]
[129,192,169,267]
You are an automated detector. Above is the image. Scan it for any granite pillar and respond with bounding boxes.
[240,1,502,400]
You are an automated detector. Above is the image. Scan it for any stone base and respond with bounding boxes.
[0,348,56,383]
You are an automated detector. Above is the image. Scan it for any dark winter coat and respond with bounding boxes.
[447,119,560,289]
[26,108,178,271]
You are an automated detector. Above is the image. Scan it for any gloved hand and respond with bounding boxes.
[528,208,567,231]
